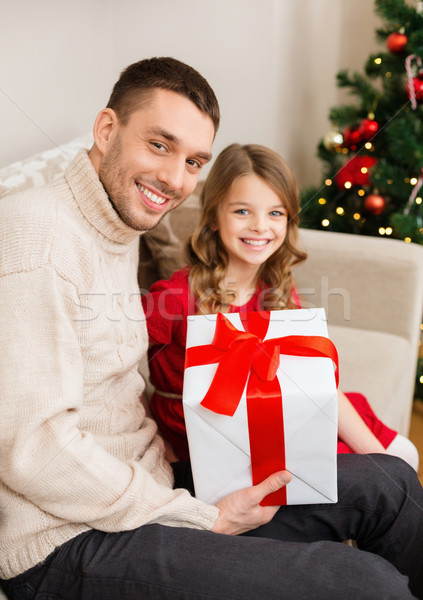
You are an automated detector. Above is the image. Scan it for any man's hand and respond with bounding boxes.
[211,470,292,535]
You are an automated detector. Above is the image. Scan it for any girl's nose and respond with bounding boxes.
[249,216,267,233]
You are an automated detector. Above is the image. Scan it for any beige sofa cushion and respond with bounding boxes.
[0,134,93,197]
[329,325,411,432]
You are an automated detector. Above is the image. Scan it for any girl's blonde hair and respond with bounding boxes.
[186,143,307,313]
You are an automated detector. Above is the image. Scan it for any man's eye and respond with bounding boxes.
[186,159,201,169]
[152,142,166,151]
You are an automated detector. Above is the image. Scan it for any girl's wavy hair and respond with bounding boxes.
[186,143,307,314]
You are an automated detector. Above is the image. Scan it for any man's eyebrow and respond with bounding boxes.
[197,151,213,163]
[146,127,212,163]
[147,126,178,143]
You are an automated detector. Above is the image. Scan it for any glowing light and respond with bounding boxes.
[379,227,386,235]
[416,197,422,204]
[404,237,412,243]
[420,375,423,384]
[358,189,365,197]
[322,219,330,227]
[365,142,373,150]
[386,227,393,235]
[360,167,368,174]
[353,213,361,220]
[386,71,392,78]
[410,177,418,185]
[374,57,382,64]
[342,148,349,154]
[336,207,345,215]
[368,112,375,120]
[325,179,332,186]
[318,198,327,205]
[387,179,393,184]
[344,181,352,189]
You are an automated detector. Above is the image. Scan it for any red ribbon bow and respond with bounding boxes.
[185,311,339,505]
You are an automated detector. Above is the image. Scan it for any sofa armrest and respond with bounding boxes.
[293,228,423,343]
[293,228,423,434]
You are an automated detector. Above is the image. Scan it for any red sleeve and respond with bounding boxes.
[291,284,301,309]
[141,270,190,346]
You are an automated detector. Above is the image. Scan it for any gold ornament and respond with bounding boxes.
[323,130,344,151]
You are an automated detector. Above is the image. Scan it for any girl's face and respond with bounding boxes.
[216,173,288,275]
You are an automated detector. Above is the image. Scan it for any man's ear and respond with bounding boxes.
[92,108,119,155]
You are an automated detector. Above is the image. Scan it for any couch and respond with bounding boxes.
[137,196,423,438]
[1,135,423,439]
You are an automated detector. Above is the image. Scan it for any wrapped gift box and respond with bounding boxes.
[183,308,339,506]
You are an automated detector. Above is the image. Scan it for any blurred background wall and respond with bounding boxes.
[0,0,382,186]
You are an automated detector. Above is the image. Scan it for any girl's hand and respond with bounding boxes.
[211,470,291,536]
[163,439,179,463]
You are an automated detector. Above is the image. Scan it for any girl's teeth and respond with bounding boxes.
[243,239,268,246]
[138,184,166,205]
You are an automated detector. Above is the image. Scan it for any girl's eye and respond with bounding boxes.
[235,209,249,215]
[270,210,286,217]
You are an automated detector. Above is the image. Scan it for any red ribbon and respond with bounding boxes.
[185,311,339,505]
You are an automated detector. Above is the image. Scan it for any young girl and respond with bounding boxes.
[142,143,418,470]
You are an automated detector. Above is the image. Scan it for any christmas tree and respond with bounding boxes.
[300,0,423,401]
[300,0,423,244]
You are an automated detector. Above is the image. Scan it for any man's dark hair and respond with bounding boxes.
[107,56,220,133]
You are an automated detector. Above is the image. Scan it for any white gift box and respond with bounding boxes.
[182,308,338,506]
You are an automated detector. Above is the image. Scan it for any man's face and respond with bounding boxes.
[98,89,215,231]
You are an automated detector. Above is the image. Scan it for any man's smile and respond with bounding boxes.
[136,182,169,206]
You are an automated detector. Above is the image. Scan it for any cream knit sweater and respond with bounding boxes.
[0,150,218,580]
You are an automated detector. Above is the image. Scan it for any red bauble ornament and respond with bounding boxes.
[406,74,423,103]
[358,118,379,140]
[343,126,363,150]
[335,156,378,189]
[387,32,407,53]
[364,194,387,215]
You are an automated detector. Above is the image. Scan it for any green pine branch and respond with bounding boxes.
[329,105,363,128]
[375,0,421,28]
[336,70,380,104]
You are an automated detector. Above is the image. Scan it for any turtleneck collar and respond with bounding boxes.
[65,149,141,246]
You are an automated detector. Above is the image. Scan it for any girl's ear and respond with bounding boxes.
[92,108,119,155]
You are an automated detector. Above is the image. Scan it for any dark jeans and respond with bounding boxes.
[2,454,423,599]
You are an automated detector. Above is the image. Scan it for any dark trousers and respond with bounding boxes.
[2,454,423,600]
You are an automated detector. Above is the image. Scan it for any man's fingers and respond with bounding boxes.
[252,470,292,502]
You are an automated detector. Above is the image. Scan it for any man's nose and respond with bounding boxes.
[156,157,186,193]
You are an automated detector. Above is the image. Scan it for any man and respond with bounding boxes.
[0,57,422,600]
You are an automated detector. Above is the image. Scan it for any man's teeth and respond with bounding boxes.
[242,239,268,246]
[137,184,166,205]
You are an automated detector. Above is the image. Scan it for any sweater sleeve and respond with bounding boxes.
[0,265,218,532]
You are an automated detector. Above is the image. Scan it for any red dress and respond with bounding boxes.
[142,268,397,461]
